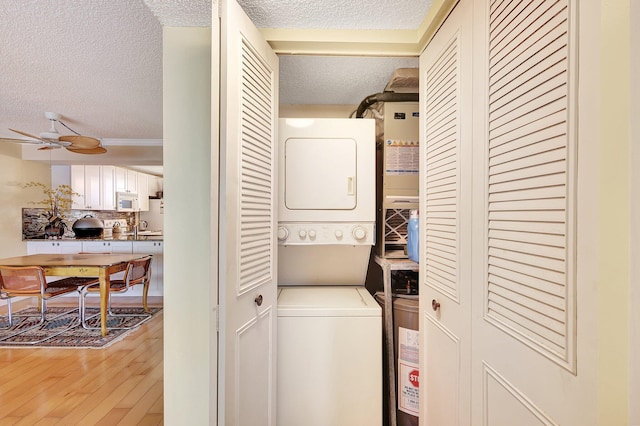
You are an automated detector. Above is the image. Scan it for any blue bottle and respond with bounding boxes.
[407,209,419,263]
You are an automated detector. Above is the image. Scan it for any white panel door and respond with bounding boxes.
[419,0,473,424]
[219,0,279,425]
[470,0,594,423]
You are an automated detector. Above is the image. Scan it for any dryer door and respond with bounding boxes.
[284,137,357,210]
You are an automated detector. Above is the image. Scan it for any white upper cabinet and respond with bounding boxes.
[115,167,137,193]
[137,172,149,211]
[71,165,103,210]
[57,165,153,212]
[115,167,128,192]
[101,165,116,211]
[126,169,138,193]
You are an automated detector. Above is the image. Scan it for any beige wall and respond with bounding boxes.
[630,1,639,423]
[597,1,631,423]
[162,26,214,424]
[0,145,51,258]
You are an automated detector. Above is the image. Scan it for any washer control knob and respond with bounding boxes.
[352,226,367,241]
[277,227,289,241]
[298,229,307,239]
[335,230,343,240]
[308,229,316,239]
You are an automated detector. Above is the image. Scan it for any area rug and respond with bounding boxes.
[0,306,162,348]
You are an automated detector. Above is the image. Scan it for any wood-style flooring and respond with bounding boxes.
[0,298,163,425]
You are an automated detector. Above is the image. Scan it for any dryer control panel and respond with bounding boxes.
[277,222,374,245]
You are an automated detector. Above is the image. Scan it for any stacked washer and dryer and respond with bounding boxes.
[276,118,382,426]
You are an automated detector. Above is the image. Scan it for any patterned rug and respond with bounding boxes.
[0,306,162,348]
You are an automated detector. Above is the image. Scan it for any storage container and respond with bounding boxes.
[407,209,419,262]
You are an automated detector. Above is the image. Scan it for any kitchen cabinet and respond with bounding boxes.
[126,169,138,193]
[81,241,132,282]
[81,241,132,254]
[115,167,127,192]
[137,172,149,211]
[26,241,83,282]
[114,167,148,210]
[132,241,163,296]
[71,165,103,210]
[115,167,138,193]
[115,167,137,193]
[101,166,116,210]
[26,241,82,255]
[52,165,154,212]
[25,240,163,297]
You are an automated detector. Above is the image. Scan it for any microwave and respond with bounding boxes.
[116,192,139,212]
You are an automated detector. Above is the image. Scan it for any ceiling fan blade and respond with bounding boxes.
[59,135,101,149]
[9,128,47,142]
[37,145,62,151]
[0,137,44,145]
[66,146,107,155]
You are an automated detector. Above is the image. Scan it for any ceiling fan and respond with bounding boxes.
[1,112,107,154]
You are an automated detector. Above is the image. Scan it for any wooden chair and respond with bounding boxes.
[80,255,153,330]
[0,266,90,343]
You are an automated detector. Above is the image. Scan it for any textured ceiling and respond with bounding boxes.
[1,0,430,166]
[237,0,432,30]
[144,0,212,26]
[280,56,418,105]
[238,0,426,106]
[0,0,163,141]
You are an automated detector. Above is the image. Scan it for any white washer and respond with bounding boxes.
[277,118,382,425]
[277,286,382,426]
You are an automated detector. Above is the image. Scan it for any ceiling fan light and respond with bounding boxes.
[39,131,60,140]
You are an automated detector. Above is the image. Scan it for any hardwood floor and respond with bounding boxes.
[0,299,163,425]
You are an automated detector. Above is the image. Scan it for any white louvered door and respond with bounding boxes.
[419,0,473,423]
[470,0,594,423]
[219,0,278,424]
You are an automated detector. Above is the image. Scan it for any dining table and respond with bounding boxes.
[0,252,150,337]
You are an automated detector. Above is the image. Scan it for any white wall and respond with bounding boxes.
[162,27,215,424]
[0,145,51,259]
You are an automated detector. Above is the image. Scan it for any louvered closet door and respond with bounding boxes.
[419,0,473,423]
[219,0,278,424]
[470,0,594,423]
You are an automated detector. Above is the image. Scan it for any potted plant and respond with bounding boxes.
[24,182,78,238]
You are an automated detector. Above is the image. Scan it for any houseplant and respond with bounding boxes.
[24,182,78,237]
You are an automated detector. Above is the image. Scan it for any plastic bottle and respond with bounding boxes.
[407,209,419,263]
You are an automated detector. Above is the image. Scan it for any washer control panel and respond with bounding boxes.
[277,222,375,245]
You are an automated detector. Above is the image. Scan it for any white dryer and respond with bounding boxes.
[277,118,382,426]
